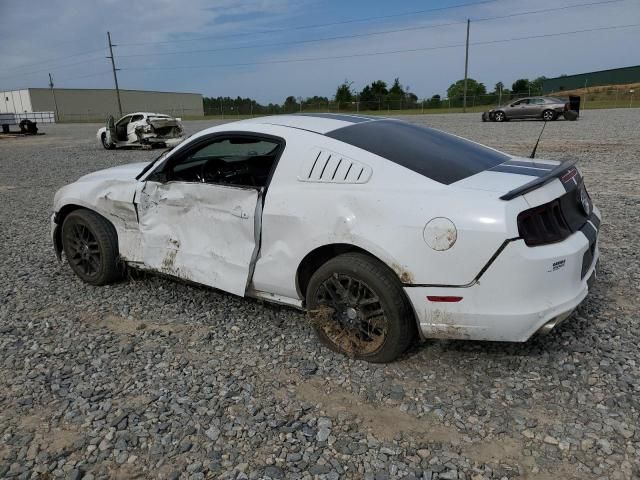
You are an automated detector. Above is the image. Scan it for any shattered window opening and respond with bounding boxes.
[164,136,283,189]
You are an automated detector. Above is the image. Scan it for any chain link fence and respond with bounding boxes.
[201,89,636,118]
[53,87,636,122]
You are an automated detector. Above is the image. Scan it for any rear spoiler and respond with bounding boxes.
[500,160,578,200]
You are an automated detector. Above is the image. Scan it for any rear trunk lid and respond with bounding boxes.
[452,156,588,209]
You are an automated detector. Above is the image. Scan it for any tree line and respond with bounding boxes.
[202,75,549,114]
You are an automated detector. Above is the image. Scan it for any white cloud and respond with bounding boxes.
[1,0,638,102]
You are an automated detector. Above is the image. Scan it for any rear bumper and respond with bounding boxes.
[405,215,600,342]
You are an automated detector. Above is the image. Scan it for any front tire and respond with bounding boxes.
[61,209,122,285]
[542,109,556,121]
[494,111,506,122]
[305,253,416,363]
[101,133,115,150]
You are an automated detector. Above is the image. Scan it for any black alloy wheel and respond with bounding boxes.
[306,253,415,363]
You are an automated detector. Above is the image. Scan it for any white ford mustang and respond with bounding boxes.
[53,114,600,362]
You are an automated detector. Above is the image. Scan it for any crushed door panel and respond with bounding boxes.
[135,181,260,296]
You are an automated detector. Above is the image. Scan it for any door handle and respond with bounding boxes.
[231,206,249,219]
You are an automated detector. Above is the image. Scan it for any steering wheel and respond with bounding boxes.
[197,158,255,186]
[197,158,221,183]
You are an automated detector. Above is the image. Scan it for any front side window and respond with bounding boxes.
[116,115,132,127]
[166,136,282,187]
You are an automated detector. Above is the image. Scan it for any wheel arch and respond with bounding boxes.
[53,204,119,259]
[295,242,415,298]
[296,243,423,342]
[296,243,422,338]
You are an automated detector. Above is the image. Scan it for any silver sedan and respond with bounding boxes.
[484,97,569,122]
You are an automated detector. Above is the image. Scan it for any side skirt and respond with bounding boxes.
[246,289,303,309]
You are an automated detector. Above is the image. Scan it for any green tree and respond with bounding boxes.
[283,96,299,112]
[427,94,441,108]
[334,80,354,104]
[389,78,405,96]
[306,95,329,105]
[358,80,388,109]
[529,76,546,95]
[446,78,486,100]
[511,78,530,94]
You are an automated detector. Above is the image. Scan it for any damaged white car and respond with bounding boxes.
[97,112,185,150]
[53,114,600,362]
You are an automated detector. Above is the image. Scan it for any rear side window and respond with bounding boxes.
[325,120,508,185]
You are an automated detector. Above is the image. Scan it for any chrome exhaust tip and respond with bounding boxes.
[537,310,573,336]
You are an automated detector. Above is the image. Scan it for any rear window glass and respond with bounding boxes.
[326,120,509,184]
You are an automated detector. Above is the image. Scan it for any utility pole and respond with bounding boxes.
[462,19,470,113]
[106,31,123,117]
[48,73,60,122]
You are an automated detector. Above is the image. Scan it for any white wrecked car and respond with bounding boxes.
[97,112,185,150]
[53,114,600,362]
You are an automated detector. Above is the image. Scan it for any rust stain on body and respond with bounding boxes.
[392,263,415,283]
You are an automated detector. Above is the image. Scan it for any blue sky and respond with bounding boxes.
[0,0,638,103]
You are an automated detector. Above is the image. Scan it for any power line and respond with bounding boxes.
[2,47,106,74]
[55,70,115,82]
[115,0,622,60]
[0,0,623,81]
[117,0,511,46]
[121,23,640,72]
[0,57,106,80]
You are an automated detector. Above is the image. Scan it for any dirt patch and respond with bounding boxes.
[464,436,523,463]
[294,378,595,479]
[79,312,210,338]
[18,408,82,454]
[101,462,146,479]
[101,314,149,334]
[295,378,462,444]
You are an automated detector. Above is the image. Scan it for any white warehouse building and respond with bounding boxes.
[1,88,204,121]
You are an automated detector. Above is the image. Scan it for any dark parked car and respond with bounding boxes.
[482,96,578,122]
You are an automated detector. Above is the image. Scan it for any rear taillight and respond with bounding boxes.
[517,199,571,246]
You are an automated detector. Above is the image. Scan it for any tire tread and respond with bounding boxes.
[62,209,122,285]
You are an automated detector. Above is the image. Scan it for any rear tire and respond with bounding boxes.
[305,253,416,363]
[61,209,122,285]
[101,133,115,150]
[494,111,506,122]
[542,109,556,121]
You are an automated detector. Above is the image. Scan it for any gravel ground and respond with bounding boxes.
[1,109,638,480]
